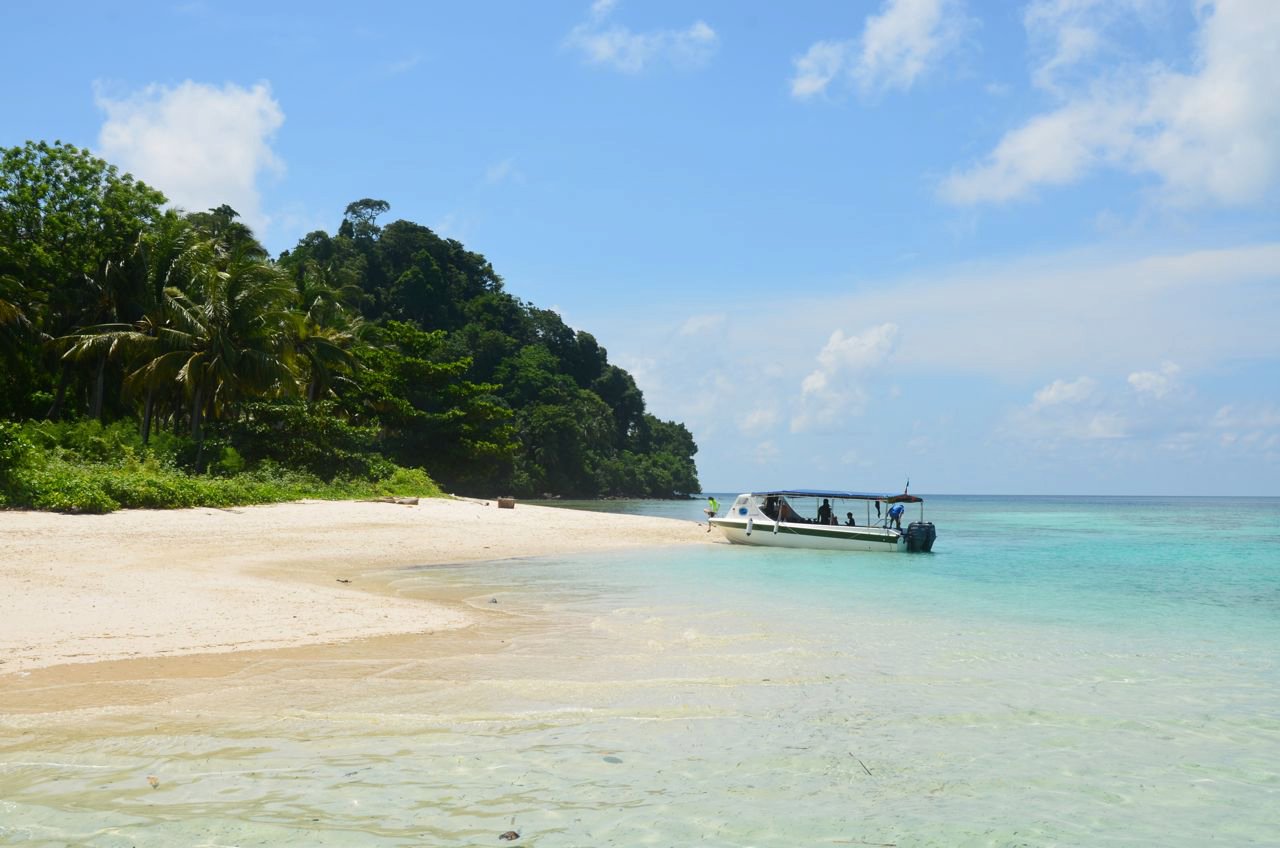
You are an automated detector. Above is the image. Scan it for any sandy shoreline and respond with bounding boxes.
[0,498,709,675]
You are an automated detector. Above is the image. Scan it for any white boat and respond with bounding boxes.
[708,489,937,553]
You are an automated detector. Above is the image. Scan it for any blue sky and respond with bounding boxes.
[4,0,1279,495]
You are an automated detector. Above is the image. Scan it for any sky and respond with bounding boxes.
[4,0,1279,495]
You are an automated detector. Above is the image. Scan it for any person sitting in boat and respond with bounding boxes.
[887,502,905,530]
[817,498,833,525]
[777,498,801,523]
[845,512,856,526]
[762,496,779,520]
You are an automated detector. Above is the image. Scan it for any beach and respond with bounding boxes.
[0,497,706,677]
[2,495,1277,845]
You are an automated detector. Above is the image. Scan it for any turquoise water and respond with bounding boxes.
[3,496,1278,845]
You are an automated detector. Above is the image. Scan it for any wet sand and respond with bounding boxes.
[0,497,707,682]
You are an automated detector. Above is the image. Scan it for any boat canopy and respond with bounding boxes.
[762,489,923,504]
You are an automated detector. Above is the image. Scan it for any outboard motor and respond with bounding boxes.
[905,521,937,553]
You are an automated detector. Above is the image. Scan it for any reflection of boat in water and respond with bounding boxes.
[708,489,937,553]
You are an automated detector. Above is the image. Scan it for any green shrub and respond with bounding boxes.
[144,430,190,469]
[0,421,29,505]
[210,445,246,476]
[100,470,203,509]
[226,400,383,481]
[18,464,120,514]
[0,413,444,513]
[0,420,30,474]
[376,465,444,497]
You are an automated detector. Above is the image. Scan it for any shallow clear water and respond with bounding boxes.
[3,496,1278,846]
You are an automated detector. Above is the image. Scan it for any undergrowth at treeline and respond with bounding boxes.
[0,419,442,514]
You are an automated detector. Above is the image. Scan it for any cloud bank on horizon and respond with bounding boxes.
[6,0,1275,494]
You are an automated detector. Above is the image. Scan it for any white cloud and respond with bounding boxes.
[433,211,471,243]
[606,243,1278,436]
[941,95,1136,203]
[790,0,963,98]
[615,354,659,396]
[740,407,779,436]
[852,243,1280,376]
[790,40,855,99]
[591,241,1279,489]
[942,0,1280,207]
[752,440,780,465]
[565,2,717,73]
[1009,363,1199,452]
[1024,0,1162,93]
[793,324,898,432]
[679,312,726,337]
[840,449,864,465]
[1212,404,1280,431]
[1032,376,1097,408]
[1210,403,1280,457]
[1084,411,1128,439]
[856,0,963,93]
[96,80,284,240]
[385,54,423,76]
[805,324,899,393]
[1128,361,1181,398]
[484,158,523,186]
[1011,376,1132,443]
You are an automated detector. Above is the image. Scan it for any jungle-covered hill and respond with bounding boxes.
[0,141,699,511]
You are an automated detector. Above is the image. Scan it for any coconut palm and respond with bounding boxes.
[0,244,26,330]
[68,237,298,468]
[159,242,297,468]
[60,213,201,440]
[289,258,366,403]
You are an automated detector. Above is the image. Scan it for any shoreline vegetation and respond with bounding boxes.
[1,141,701,515]
[0,498,709,679]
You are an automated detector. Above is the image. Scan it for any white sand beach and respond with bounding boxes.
[0,498,708,675]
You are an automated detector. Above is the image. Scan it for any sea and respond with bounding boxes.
[2,495,1277,847]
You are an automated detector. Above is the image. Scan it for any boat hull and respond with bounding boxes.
[710,518,906,552]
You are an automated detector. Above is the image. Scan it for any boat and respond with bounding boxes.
[707,489,937,552]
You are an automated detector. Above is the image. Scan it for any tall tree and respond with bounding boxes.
[348,321,515,491]
[186,204,264,256]
[341,198,390,242]
[60,211,204,441]
[150,241,296,468]
[0,140,165,418]
[288,258,363,403]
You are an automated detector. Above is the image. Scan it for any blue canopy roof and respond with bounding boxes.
[763,489,923,503]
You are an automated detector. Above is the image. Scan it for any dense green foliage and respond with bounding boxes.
[0,419,440,513]
[0,141,699,510]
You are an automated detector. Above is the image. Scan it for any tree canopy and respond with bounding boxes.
[1,141,700,500]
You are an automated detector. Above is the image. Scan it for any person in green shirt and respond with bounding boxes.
[703,496,719,532]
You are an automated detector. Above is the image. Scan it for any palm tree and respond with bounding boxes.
[67,237,298,468]
[0,246,35,415]
[0,244,27,330]
[161,242,298,468]
[60,213,200,440]
[289,258,365,403]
